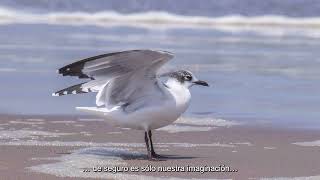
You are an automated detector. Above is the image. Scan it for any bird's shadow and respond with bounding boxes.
[78,147,197,161]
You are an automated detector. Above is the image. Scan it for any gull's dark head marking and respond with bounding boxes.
[169,70,193,83]
[164,70,209,87]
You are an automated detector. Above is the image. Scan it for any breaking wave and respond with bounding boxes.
[1,6,320,29]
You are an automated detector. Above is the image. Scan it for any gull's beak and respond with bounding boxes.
[193,80,209,87]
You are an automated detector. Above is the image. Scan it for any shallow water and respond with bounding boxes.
[0,1,320,129]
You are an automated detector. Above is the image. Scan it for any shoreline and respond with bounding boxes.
[0,115,319,179]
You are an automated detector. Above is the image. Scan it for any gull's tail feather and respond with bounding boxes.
[52,79,106,97]
[52,82,91,96]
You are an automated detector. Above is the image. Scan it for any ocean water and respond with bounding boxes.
[0,1,320,129]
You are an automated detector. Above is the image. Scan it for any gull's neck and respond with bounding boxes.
[165,78,191,111]
[165,78,187,90]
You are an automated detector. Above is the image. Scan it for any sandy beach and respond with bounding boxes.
[0,115,319,180]
[1,1,320,180]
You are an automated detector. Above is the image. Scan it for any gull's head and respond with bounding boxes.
[164,70,209,89]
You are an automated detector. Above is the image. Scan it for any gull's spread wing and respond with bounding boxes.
[53,49,173,108]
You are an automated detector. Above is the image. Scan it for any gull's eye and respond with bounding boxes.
[185,75,192,81]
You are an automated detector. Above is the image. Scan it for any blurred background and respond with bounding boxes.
[0,0,320,129]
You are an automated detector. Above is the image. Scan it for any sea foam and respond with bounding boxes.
[1,7,320,30]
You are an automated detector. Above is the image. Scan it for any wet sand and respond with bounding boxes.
[0,114,320,180]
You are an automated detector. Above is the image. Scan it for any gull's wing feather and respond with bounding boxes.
[54,49,173,108]
[58,49,173,80]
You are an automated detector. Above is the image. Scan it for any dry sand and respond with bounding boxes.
[0,114,320,180]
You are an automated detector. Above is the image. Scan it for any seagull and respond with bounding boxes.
[53,49,209,160]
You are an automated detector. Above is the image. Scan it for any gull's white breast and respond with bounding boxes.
[103,80,191,131]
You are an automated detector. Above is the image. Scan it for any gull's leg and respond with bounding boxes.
[144,131,153,160]
[148,130,164,158]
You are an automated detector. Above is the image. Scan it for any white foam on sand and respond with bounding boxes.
[292,140,320,147]
[50,120,76,124]
[26,119,45,122]
[263,147,276,150]
[0,140,147,147]
[78,118,105,122]
[74,124,85,127]
[230,142,253,146]
[9,120,44,125]
[107,132,122,135]
[27,147,144,179]
[28,147,228,180]
[0,130,74,140]
[80,131,93,136]
[176,117,240,127]
[0,139,239,149]
[159,142,236,148]
[158,124,214,133]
